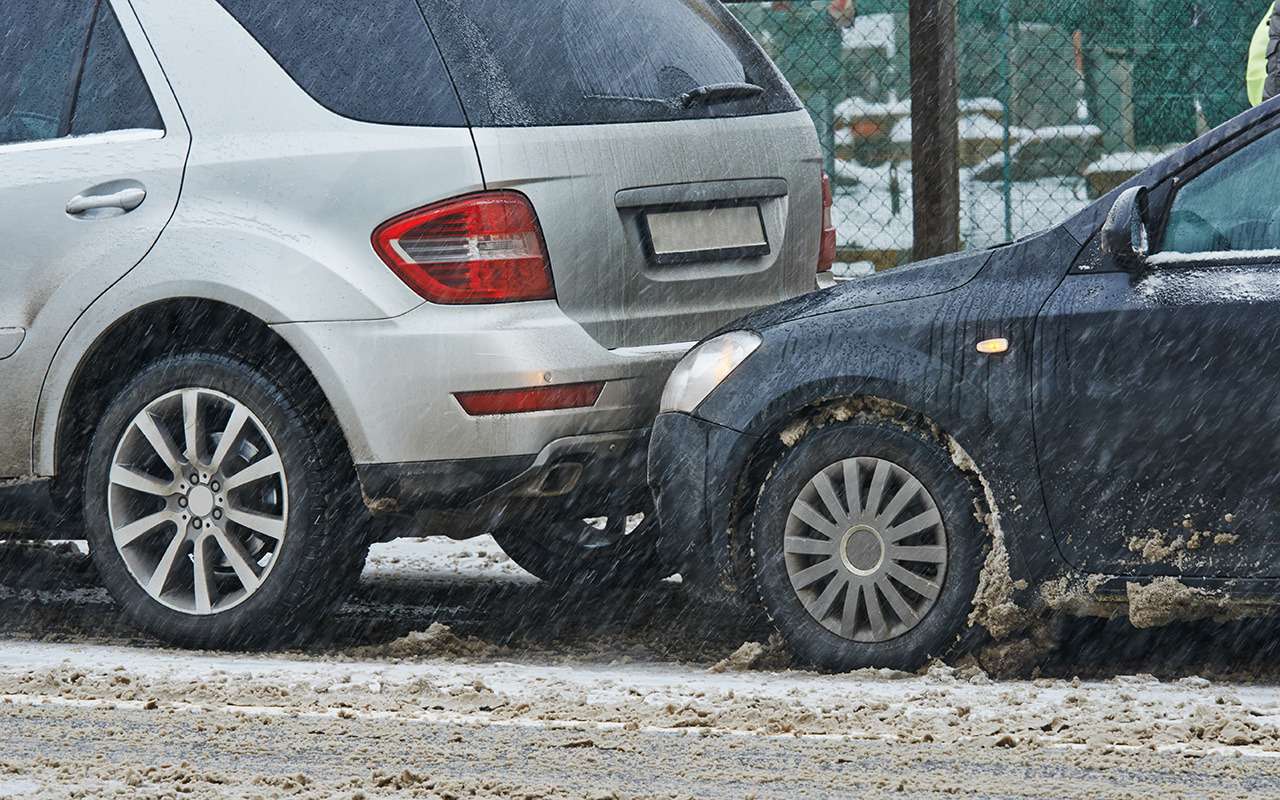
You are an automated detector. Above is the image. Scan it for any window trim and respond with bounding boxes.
[1147,248,1280,270]
[0,127,163,157]
[60,0,104,138]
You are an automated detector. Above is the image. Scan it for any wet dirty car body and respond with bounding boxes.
[650,98,1280,671]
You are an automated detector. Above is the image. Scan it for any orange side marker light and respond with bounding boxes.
[976,338,1010,355]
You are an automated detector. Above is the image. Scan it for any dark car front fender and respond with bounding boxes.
[679,239,1077,598]
[696,303,993,449]
[666,303,998,600]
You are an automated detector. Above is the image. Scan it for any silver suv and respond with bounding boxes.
[0,0,824,647]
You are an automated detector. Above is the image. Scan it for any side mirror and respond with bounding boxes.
[1100,186,1150,273]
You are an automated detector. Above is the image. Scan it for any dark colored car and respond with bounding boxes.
[649,100,1280,672]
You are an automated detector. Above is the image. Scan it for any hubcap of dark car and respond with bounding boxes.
[107,388,288,615]
[784,457,947,643]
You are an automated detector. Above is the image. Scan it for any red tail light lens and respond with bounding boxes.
[819,172,836,274]
[455,382,604,416]
[372,191,556,304]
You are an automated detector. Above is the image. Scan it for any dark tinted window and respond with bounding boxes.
[71,2,164,136]
[418,0,800,127]
[1161,127,1280,255]
[0,0,96,145]
[215,0,466,127]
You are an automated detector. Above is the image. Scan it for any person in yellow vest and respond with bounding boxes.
[1248,3,1279,106]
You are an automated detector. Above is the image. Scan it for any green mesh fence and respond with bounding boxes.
[727,0,1258,275]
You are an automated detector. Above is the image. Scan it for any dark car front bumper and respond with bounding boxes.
[648,411,758,597]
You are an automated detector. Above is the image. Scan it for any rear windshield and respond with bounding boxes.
[417,0,800,127]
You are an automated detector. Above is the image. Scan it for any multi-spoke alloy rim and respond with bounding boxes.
[108,388,288,615]
[784,457,947,643]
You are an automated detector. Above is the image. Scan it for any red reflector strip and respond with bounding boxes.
[454,382,605,416]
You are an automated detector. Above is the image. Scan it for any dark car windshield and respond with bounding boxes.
[417,0,800,127]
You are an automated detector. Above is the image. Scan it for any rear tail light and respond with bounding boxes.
[455,382,605,416]
[818,172,836,274]
[372,191,555,304]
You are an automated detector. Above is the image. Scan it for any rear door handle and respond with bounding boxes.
[66,186,147,215]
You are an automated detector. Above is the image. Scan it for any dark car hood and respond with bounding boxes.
[729,249,993,332]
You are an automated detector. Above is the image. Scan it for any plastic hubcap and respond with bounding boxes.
[783,455,949,643]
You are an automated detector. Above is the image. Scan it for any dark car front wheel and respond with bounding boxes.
[749,416,984,671]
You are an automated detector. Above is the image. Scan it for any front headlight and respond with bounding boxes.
[660,331,763,414]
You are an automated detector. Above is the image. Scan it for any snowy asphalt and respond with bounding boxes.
[6,538,1280,798]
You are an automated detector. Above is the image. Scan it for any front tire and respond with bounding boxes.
[749,417,984,671]
[83,353,368,649]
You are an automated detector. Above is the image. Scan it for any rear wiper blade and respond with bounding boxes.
[677,82,765,109]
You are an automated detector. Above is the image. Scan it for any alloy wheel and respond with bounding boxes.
[107,387,289,615]
[784,456,947,643]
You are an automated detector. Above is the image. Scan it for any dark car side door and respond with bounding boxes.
[1034,123,1280,579]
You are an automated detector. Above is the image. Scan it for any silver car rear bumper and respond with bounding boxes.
[272,300,691,468]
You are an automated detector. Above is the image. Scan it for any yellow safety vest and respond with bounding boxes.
[1249,3,1275,107]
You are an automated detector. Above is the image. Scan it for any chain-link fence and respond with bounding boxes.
[728,0,1257,275]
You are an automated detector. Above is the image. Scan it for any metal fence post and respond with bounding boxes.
[909,0,961,258]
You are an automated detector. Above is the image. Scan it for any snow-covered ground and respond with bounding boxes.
[363,535,536,585]
[7,636,1280,759]
[5,538,1280,798]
